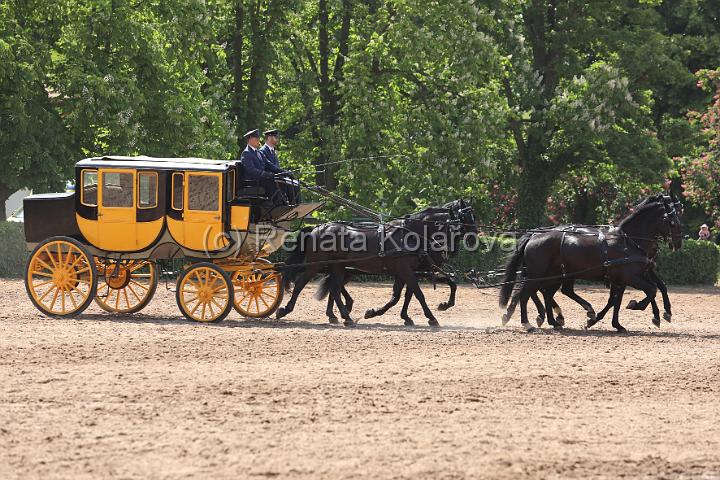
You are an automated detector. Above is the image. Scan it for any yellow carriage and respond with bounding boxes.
[23,156,321,322]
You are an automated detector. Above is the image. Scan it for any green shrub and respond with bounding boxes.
[0,222,28,278]
[656,239,719,285]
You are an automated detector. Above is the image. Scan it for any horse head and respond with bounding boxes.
[662,191,683,251]
[620,194,682,251]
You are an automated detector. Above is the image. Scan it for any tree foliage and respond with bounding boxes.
[1,0,719,227]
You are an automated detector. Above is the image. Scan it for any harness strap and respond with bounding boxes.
[560,229,568,278]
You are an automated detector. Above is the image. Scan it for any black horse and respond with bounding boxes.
[315,200,477,323]
[499,194,683,332]
[278,200,476,327]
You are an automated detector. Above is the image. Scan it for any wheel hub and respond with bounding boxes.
[52,267,74,289]
[198,287,213,303]
[106,267,130,289]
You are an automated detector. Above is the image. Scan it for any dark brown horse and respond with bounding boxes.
[500,194,682,332]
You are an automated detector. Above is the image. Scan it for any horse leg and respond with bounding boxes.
[592,286,617,326]
[531,291,547,327]
[628,270,671,322]
[437,276,457,311]
[628,275,661,327]
[325,289,339,324]
[276,267,319,319]
[365,278,404,319]
[518,287,535,332]
[343,286,354,314]
[502,288,521,325]
[652,271,672,322]
[560,281,596,324]
[552,297,564,326]
[542,284,561,329]
[328,267,354,327]
[403,270,439,327]
[610,285,627,333]
[399,283,415,327]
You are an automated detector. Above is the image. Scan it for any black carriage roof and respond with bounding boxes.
[76,156,237,172]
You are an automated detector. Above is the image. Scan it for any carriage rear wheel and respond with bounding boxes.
[94,259,158,314]
[25,236,97,317]
[231,259,283,318]
[176,262,234,323]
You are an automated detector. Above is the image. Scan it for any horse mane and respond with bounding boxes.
[618,195,665,229]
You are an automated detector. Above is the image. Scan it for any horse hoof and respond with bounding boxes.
[586,318,599,329]
[663,312,672,323]
[535,315,545,327]
[556,315,565,327]
[344,319,355,327]
[626,300,638,310]
[501,313,510,326]
[615,326,628,334]
[586,311,597,322]
[553,324,563,331]
[364,309,375,319]
[276,308,287,320]
[437,302,450,311]
[404,319,415,327]
[428,319,440,328]
[652,316,661,328]
[328,317,339,325]
[521,323,535,333]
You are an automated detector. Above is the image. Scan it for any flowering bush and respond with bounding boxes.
[681,69,720,223]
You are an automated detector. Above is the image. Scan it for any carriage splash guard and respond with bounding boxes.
[270,202,324,223]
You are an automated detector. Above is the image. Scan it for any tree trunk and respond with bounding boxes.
[516,159,553,228]
[231,1,245,155]
[0,182,14,219]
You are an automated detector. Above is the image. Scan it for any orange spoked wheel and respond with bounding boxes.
[25,236,97,317]
[176,262,234,323]
[95,259,158,314]
[231,259,283,318]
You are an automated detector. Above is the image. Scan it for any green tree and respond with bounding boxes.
[0,0,74,207]
[52,0,232,159]
[488,0,673,227]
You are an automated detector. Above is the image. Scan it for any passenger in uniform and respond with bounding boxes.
[240,129,286,204]
[258,128,301,204]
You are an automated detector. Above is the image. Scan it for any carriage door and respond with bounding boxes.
[184,172,227,251]
[97,169,136,251]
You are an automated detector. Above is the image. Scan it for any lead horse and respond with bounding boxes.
[500,193,683,332]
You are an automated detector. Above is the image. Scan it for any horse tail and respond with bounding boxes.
[282,226,313,292]
[315,275,331,300]
[499,234,532,308]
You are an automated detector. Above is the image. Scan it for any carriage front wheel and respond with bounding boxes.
[95,259,158,314]
[176,262,234,323]
[231,259,283,318]
[25,236,97,317]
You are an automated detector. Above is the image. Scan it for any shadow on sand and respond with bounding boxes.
[63,311,720,340]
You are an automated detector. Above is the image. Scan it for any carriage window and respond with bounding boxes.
[227,170,236,201]
[138,172,158,209]
[102,172,134,208]
[81,170,98,207]
[188,174,219,212]
[172,173,184,210]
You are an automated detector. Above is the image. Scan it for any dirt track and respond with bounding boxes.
[1,279,720,479]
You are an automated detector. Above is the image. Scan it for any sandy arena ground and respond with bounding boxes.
[1,279,720,479]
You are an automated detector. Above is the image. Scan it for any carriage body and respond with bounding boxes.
[23,156,322,322]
